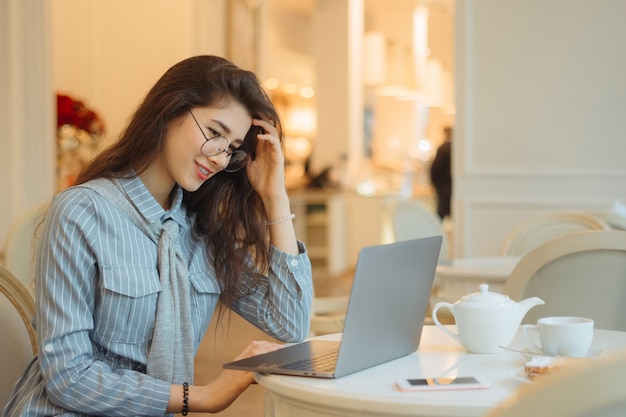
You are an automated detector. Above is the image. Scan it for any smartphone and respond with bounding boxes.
[395,376,490,392]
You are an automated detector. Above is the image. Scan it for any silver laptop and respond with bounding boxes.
[223,235,442,378]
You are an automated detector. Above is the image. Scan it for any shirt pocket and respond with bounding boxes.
[188,272,220,338]
[96,266,162,344]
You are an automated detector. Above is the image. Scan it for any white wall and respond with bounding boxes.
[454,0,626,256]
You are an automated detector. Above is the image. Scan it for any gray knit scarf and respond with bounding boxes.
[84,178,194,384]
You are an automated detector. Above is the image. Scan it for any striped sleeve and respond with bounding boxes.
[232,242,314,343]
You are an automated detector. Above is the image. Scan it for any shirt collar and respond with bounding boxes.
[118,176,187,227]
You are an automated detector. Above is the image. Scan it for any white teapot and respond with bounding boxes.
[431,284,544,353]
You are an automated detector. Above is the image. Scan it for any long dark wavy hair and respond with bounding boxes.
[76,55,283,309]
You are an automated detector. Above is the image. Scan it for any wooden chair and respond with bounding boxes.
[0,264,36,407]
[503,229,626,331]
[500,211,610,256]
[589,210,626,231]
[3,203,48,290]
[484,349,626,417]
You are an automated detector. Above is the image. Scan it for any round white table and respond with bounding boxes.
[256,325,626,417]
[433,256,521,304]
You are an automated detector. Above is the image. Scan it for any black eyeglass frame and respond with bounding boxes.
[188,109,248,173]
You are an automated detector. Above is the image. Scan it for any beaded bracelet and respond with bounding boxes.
[182,382,189,416]
[266,213,296,226]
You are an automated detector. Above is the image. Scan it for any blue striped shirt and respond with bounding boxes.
[2,176,312,417]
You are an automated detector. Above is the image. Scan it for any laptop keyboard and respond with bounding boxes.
[281,350,338,372]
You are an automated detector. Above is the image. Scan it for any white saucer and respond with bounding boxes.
[519,346,605,360]
[510,367,532,384]
[582,346,606,358]
[511,347,607,384]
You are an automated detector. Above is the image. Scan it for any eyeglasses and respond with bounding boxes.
[188,110,248,172]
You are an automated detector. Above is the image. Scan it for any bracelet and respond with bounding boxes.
[266,213,296,226]
[182,382,189,416]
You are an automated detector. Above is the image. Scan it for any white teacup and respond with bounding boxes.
[522,316,594,357]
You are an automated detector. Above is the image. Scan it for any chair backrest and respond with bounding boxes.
[0,264,36,408]
[392,200,449,263]
[500,211,610,256]
[309,294,349,336]
[503,229,626,331]
[484,349,626,417]
[2,203,48,289]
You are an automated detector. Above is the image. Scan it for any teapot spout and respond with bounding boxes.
[517,296,545,318]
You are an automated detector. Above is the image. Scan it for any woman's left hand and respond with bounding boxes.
[246,118,287,202]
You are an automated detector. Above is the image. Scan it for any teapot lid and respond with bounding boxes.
[459,283,514,306]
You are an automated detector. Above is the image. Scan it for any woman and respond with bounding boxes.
[429,126,452,220]
[3,55,313,416]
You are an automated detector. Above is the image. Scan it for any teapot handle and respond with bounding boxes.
[431,302,463,345]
